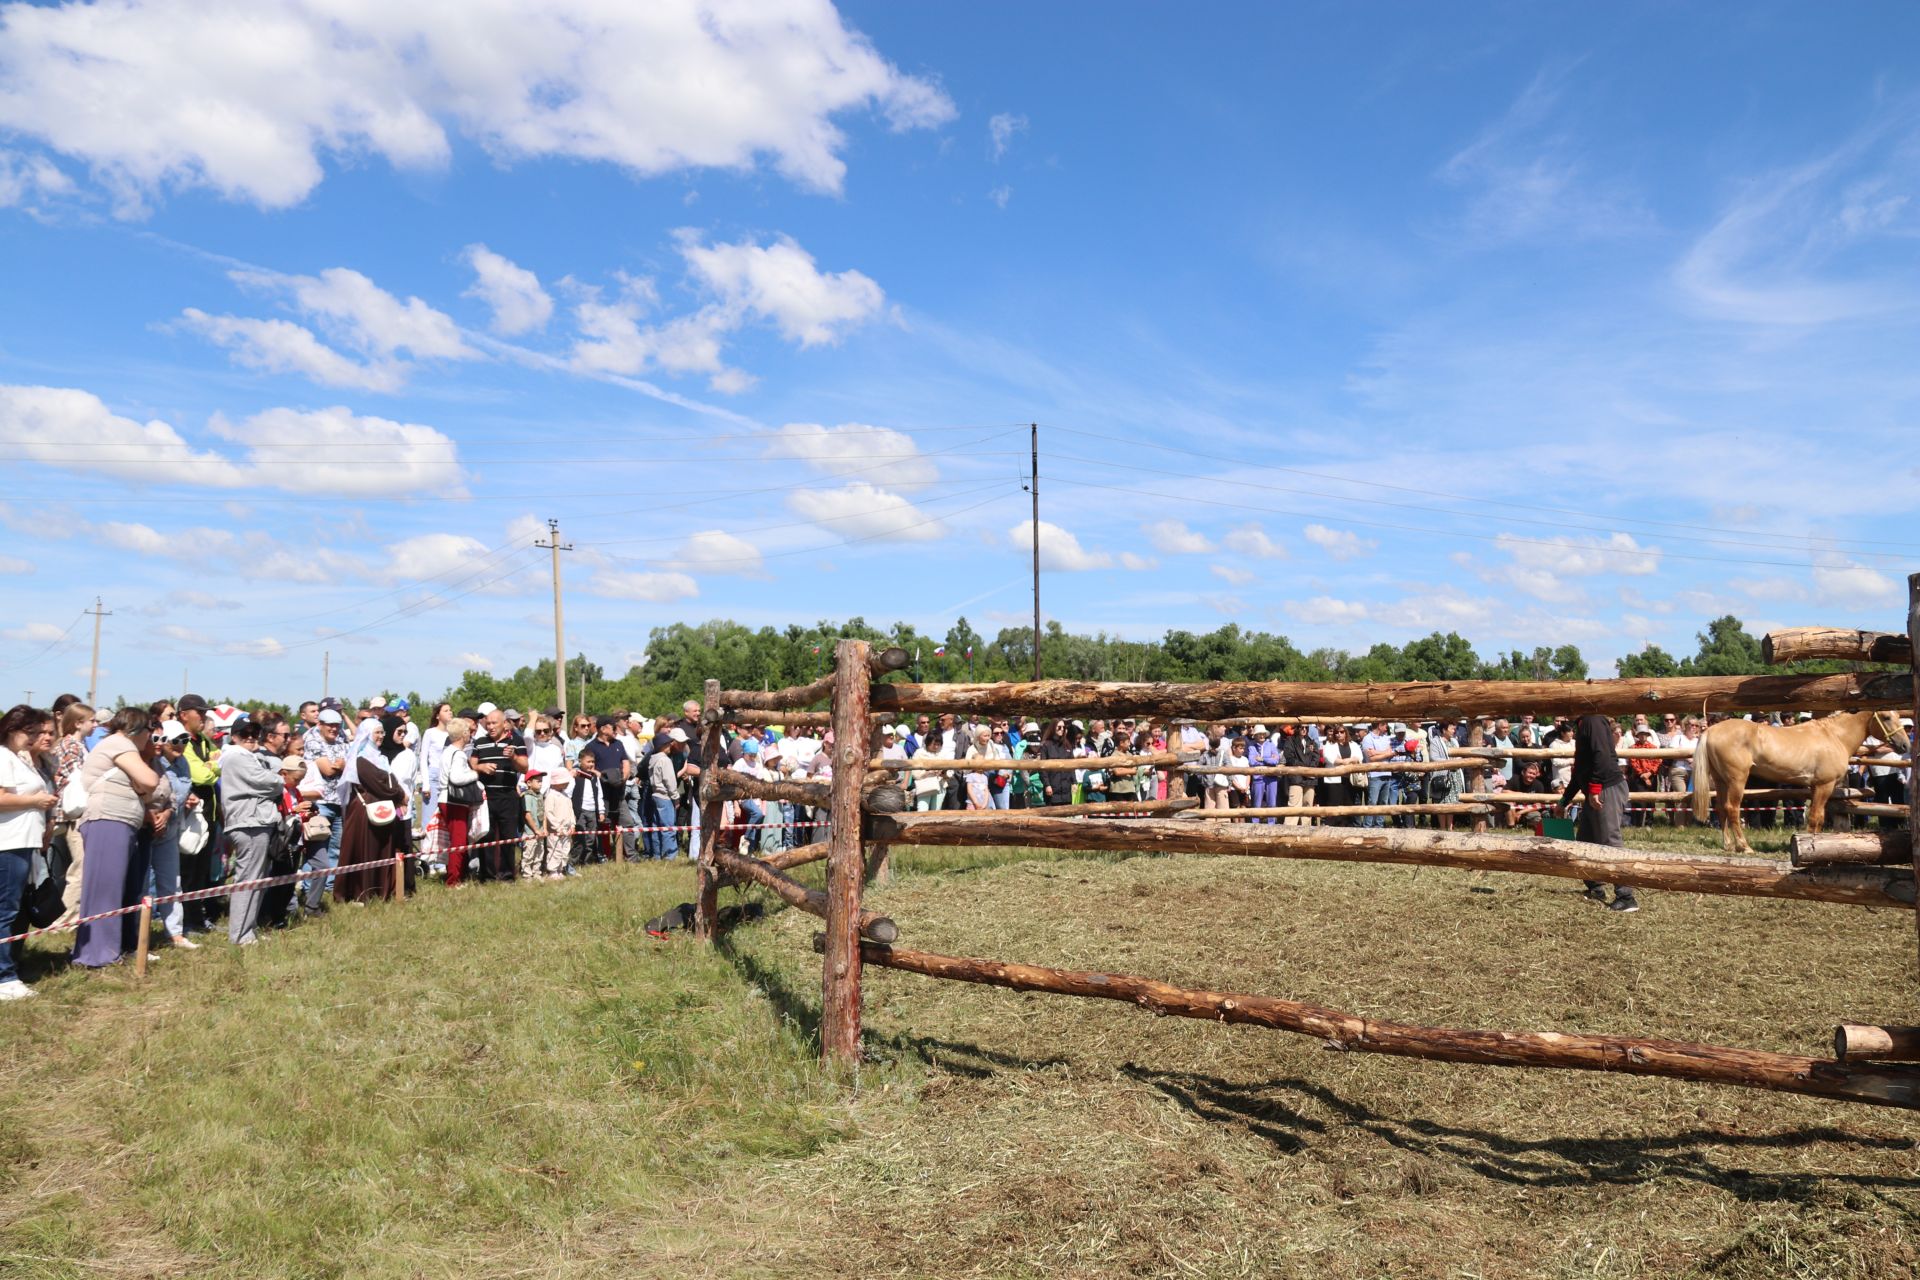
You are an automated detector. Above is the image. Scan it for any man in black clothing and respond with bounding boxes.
[579,716,631,863]
[470,709,528,881]
[1555,712,1638,913]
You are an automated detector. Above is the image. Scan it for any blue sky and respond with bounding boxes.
[1,0,1917,705]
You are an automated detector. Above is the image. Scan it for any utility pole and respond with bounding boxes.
[1029,423,1042,681]
[85,597,110,709]
[535,518,573,718]
[322,651,330,698]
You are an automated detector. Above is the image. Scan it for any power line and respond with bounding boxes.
[1044,423,1920,554]
[0,609,85,673]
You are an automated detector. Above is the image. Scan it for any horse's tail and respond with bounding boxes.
[1691,731,1713,824]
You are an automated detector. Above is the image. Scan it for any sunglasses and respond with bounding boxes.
[535,729,553,737]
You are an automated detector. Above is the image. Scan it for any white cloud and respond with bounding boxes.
[1142,519,1214,555]
[586,569,699,602]
[1813,558,1898,605]
[1284,596,1371,626]
[0,554,30,575]
[235,266,474,361]
[1119,551,1156,571]
[1730,576,1808,603]
[0,385,466,497]
[679,232,885,346]
[988,184,1011,210]
[462,244,553,336]
[456,652,493,671]
[0,0,955,214]
[1222,524,1286,559]
[379,533,496,583]
[90,519,368,583]
[210,405,464,497]
[0,384,248,485]
[1009,519,1112,571]
[989,112,1027,160]
[663,529,765,577]
[0,147,72,208]
[568,232,885,389]
[787,482,944,542]
[1206,595,1245,616]
[176,311,406,392]
[765,423,936,492]
[1210,563,1255,586]
[1490,532,1662,591]
[2,621,67,643]
[1303,523,1377,562]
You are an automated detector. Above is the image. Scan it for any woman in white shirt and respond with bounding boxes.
[0,705,58,999]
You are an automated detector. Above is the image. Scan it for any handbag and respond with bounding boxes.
[177,807,210,855]
[303,813,333,841]
[445,751,483,806]
[25,843,69,928]
[59,773,89,821]
[365,799,398,826]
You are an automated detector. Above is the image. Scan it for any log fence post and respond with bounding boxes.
[134,895,153,978]
[822,638,872,1065]
[1908,573,1919,974]
[694,677,723,942]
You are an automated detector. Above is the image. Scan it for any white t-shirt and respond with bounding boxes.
[0,749,48,849]
[527,738,571,793]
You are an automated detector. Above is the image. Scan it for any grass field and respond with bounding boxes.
[5,825,1920,1279]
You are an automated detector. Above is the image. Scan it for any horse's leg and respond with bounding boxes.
[1723,770,1749,853]
[1807,778,1835,835]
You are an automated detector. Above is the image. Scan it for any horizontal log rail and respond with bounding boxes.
[762,840,829,872]
[879,797,1201,823]
[710,846,897,943]
[865,813,1918,909]
[1458,745,1912,767]
[1835,1024,1920,1063]
[714,709,892,729]
[868,750,1195,773]
[868,672,1912,719]
[1187,803,1494,820]
[1765,627,1913,667]
[839,939,1920,1111]
[1792,832,1908,867]
[702,772,832,809]
[1184,758,1471,777]
[1460,788,1869,806]
[714,670,836,713]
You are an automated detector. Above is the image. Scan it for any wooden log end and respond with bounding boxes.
[864,916,900,945]
[868,646,912,675]
[1834,1024,1920,1063]
[862,782,911,815]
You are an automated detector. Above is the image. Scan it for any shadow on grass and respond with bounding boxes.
[1122,1064,1920,1204]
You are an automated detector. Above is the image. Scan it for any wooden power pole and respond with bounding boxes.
[536,519,573,718]
[85,597,110,708]
[1029,423,1042,680]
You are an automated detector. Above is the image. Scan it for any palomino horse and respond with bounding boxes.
[1692,710,1910,853]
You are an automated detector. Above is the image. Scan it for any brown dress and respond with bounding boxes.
[334,756,416,902]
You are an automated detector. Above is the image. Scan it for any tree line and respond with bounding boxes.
[430,613,1856,721]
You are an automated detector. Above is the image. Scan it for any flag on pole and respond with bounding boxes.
[965,645,973,658]
[933,644,947,656]
[810,644,820,655]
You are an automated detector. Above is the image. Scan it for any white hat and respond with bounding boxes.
[1250,723,1269,735]
[367,695,387,709]
[895,723,913,737]
[881,724,897,735]
[667,727,689,744]
[477,702,497,716]
[159,718,189,740]
[1797,711,1814,720]
[628,710,643,722]
[317,709,343,725]
[1022,721,1040,733]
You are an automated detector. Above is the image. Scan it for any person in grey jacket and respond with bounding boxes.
[220,715,290,945]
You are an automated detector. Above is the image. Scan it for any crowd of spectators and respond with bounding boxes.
[0,689,1910,999]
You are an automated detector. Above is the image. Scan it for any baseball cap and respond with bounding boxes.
[317,709,343,725]
[742,738,760,755]
[177,693,209,713]
[367,696,387,709]
[388,698,410,713]
[505,708,524,722]
[881,725,897,736]
[477,702,497,716]
[525,768,545,781]
[667,727,689,744]
[319,696,343,712]
[279,754,305,772]
[158,718,189,741]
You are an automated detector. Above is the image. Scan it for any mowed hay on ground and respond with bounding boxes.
[728,829,1920,1279]
[4,832,1920,1279]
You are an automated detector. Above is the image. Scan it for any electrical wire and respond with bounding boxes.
[0,610,86,673]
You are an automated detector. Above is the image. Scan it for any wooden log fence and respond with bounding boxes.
[864,813,1916,909]
[831,938,1920,1111]
[688,631,1920,1112]
[1187,803,1494,820]
[711,846,897,943]
[1764,627,1913,667]
[869,671,1912,720]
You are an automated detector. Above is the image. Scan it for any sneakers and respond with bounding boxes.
[1607,895,1641,914]
[0,978,34,1001]
[169,935,199,950]
[1580,886,1609,906]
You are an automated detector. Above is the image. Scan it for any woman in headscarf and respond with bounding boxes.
[333,713,416,903]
